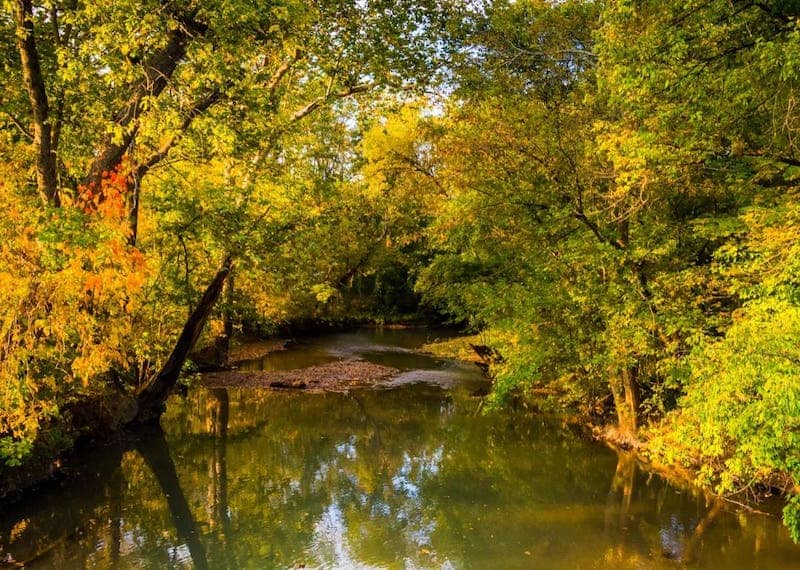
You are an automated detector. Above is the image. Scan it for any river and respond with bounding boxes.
[1,328,798,568]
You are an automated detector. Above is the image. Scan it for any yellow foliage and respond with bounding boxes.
[0,184,150,448]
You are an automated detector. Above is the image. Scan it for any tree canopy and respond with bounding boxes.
[1,0,800,541]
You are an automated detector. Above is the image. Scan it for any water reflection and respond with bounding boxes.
[1,332,800,569]
[136,429,209,570]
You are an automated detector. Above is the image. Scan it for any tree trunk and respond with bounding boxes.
[127,174,141,246]
[220,268,235,364]
[610,365,639,440]
[132,256,232,425]
[14,0,59,206]
[83,9,207,190]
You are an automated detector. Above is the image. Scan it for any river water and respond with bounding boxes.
[1,329,798,568]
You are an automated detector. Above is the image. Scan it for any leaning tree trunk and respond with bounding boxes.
[219,267,235,365]
[132,256,232,425]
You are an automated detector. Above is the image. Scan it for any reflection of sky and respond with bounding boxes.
[307,439,448,568]
[390,449,443,550]
[336,437,358,460]
[89,526,150,566]
[392,448,444,500]
[314,462,331,484]
[166,543,192,567]
[311,502,383,570]
[659,515,687,561]
[310,502,456,570]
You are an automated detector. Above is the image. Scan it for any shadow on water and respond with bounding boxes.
[0,390,235,569]
[0,445,126,568]
[135,428,210,570]
[1,329,799,569]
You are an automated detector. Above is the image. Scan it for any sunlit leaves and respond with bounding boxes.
[0,188,148,459]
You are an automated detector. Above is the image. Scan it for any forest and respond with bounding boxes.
[1,0,800,550]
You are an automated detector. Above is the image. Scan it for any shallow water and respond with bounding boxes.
[1,329,799,569]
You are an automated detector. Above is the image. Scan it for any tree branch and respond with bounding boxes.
[84,7,208,188]
[135,87,224,181]
[289,82,375,123]
[1,111,33,140]
[573,208,625,251]
[266,50,304,101]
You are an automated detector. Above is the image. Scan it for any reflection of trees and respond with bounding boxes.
[156,385,461,566]
[411,410,627,568]
[136,428,209,570]
[681,499,722,563]
[108,465,124,568]
[600,452,734,567]
[206,388,238,569]
[2,384,800,569]
[605,451,636,534]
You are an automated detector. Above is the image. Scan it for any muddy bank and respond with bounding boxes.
[226,338,292,362]
[203,359,400,392]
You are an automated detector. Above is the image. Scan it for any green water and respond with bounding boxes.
[1,329,799,569]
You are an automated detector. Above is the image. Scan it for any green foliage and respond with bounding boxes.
[786,496,800,544]
[2,0,800,542]
[675,300,800,486]
[0,0,460,466]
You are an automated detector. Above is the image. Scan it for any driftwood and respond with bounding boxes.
[469,343,503,373]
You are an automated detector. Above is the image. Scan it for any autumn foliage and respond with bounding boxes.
[0,180,148,464]
[77,163,130,220]
[1,0,800,542]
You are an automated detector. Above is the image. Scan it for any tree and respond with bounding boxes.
[595,0,800,537]
[0,0,459,443]
[412,0,800,534]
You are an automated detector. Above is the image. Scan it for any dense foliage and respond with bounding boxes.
[1,0,799,539]
[410,0,800,538]
[0,0,450,458]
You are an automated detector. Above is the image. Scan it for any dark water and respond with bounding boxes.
[1,329,799,569]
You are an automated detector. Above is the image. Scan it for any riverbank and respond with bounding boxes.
[0,391,139,502]
[419,334,798,530]
[203,359,400,391]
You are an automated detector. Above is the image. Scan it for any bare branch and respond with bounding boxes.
[267,50,304,99]
[1,111,33,140]
[289,82,375,123]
